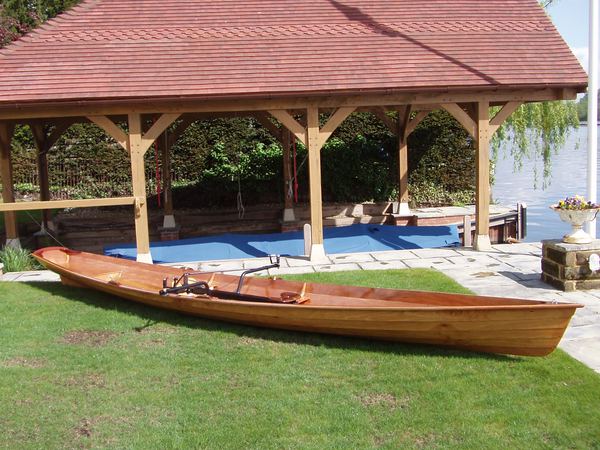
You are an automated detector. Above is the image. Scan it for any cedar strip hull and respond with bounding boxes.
[32,247,582,357]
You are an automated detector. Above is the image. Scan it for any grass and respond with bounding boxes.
[1,269,599,449]
[280,268,473,293]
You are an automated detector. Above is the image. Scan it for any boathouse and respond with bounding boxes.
[0,0,587,262]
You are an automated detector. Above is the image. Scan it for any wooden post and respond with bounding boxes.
[30,120,76,232]
[128,113,152,263]
[0,122,19,248]
[282,129,295,221]
[306,106,326,261]
[474,101,492,251]
[255,112,296,223]
[463,215,472,247]
[442,101,519,251]
[30,124,53,231]
[268,107,353,260]
[159,131,176,228]
[397,107,411,215]
[89,112,180,263]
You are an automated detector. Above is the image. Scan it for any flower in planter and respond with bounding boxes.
[554,195,600,210]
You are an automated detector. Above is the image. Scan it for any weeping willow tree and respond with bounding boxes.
[491,101,580,189]
[490,0,580,189]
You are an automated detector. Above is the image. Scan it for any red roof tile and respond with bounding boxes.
[0,0,587,106]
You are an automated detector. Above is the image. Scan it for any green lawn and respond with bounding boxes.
[1,269,599,449]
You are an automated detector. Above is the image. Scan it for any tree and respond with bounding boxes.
[0,0,80,47]
[492,101,579,189]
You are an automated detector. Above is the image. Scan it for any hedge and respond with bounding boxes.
[5,111,475,208]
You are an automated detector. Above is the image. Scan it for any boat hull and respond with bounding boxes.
[33,247,582,356]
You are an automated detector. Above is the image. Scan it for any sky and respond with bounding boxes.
[547,0,594,73]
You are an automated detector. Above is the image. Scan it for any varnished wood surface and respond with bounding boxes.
[32,247,583,356]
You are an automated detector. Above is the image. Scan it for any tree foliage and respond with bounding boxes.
[492,101,580,188]
[0,0,79,47]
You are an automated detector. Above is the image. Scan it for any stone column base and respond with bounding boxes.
[397,202,411,215]
[136,252,153,264]
[473,234,492,251]
[283,208,296,222]
[162,214,176,229]
[542,239,600,291]
[5,238,21,249]
[309,243,328,263]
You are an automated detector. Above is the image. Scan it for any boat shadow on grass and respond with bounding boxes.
[29,281,519,363]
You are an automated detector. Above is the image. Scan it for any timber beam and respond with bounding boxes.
[253,112,285,145]
[87,113,180,262]
[268,107,355,260]
[368,106,430,215]
[0,197,136,212]
[267,110,307,146]
[443,100,522,250]
[490,101,522,136]
[0,87,579,121]
[29,118,78,230]
[474,101,492,251]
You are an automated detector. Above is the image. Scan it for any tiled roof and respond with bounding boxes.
[0,0,587,106]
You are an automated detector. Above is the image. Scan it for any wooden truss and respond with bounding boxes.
[0,87,573,260]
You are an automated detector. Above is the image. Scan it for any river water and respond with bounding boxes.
[492,125,600,242]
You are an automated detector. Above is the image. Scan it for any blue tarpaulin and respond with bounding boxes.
[104,223,460,263]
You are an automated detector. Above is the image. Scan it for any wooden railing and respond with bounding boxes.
[0,196,137,212]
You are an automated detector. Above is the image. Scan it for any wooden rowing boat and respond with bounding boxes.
[32,247,582,356]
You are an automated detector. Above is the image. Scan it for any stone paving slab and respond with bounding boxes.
[371,251,420,262]
[267,266,316,276]
[409,248,462,258]
[285,256,330,267]
[358,260,408,271]
[198,260,244,272]
[559,338,600,372]
[403,258,457,269]
[1,270,60,282]
[313,263,362,273]
[243,257,289,269]
[446,254,507,269]
[328,253,376,263]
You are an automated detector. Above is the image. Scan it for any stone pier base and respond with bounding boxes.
[541,239,600,292]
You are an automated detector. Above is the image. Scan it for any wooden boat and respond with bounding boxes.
[33,247,582,357]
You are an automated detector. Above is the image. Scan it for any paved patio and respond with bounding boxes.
[2,242,599,373]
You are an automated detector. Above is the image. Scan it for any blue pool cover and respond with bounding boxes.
[104,223,460,263]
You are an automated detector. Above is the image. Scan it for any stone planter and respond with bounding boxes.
[551,207,600,244]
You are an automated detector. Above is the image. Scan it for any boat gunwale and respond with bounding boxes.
[33,248,584,313]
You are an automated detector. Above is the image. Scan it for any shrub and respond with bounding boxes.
[0,246,42,272]
[8,112,477,208]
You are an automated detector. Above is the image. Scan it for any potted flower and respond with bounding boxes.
[551,195,600,244]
